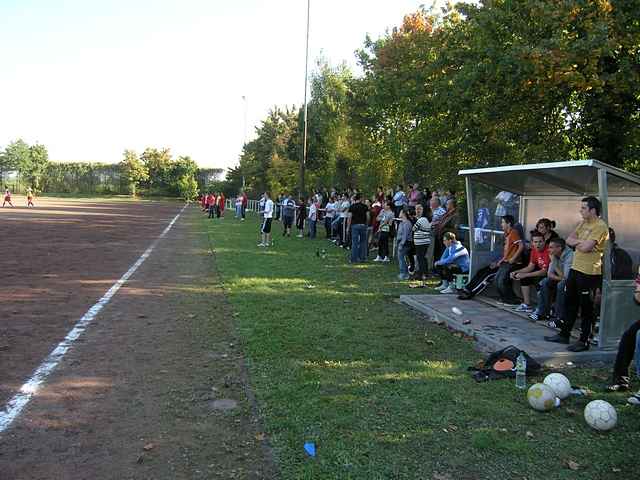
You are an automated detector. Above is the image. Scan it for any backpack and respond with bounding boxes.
[469,345,541,382]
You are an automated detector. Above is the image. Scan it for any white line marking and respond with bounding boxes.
[0,204,187,433]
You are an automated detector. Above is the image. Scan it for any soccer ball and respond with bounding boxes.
[543,373,572,400]
[527,383,557,411]
[584,400,617,431]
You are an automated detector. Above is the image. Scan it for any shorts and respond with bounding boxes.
[261,218,272,234]
[283,215,293,228]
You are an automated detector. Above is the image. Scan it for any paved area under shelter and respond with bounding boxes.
[400,293,616,367]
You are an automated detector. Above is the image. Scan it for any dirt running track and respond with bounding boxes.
[0,198,276,479]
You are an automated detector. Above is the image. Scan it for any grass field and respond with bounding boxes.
[204,213,639,479]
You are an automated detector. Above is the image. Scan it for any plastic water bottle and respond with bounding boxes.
[515,352,527,390]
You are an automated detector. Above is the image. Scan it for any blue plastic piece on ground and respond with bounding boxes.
[304,442,316,457]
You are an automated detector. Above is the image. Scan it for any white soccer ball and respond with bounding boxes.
[584,400,617,431]
[527,383,557,412]
[543,373,572,400]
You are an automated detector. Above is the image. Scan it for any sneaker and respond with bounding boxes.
[514,303,533,313]
[398,274,410,281]
[440,286,456,294]
[297,234,303,238]
[374,256,383,262]
[627,392,640,406]
[382,257,390,263]
[257,243,266,247]
[528,312,545,322]
[435,283,449,291]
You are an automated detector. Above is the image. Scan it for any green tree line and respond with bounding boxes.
[0,140,223,199]
[226,1,640,198]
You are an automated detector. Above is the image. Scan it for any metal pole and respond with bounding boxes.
[242,95,248,146]
[300,0,310,195]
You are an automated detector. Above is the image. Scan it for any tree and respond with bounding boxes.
[119,150,148,195]
[140,148,173,192]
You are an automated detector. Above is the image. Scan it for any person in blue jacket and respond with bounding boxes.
[434,231,470,294]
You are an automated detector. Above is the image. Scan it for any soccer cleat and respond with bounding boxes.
[627,392,640,406]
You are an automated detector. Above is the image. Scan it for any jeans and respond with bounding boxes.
[536,278,566,318]
[496,262,522,303]
[612,320,640,385]
[560,269,602,343]
[325,217,333,238]
[398,246,409,277]
[235,205,242,218]
[415,244,429,278]
[351,224,368,262]
[309,219,317,238]
[332,217,343,243]
[435,263,463,282]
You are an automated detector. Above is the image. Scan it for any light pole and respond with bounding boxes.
[241,95,248,146]
[299,0,310,195]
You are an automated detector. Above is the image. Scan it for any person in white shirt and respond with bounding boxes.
[259,192,274,247]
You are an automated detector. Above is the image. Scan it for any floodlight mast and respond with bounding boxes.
[299,0,310,195]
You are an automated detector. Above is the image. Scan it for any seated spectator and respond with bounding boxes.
[610,227,635,280]
[509,231,550,312]
[607,267,640,406]
[396,208,413,280]
[434,232,469,294]
[529,237,573,323]
[495,215,525,305]
[536,218,559,245]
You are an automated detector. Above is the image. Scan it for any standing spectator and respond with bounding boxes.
[334,193,351,246]
[375,201,394,263]
[275,193,283,221]
[529,237,573,323]
[348,194,370,263]
[434,232,470,293]
[296,197,306,238]
[376,186,385,204]
[258,192,274,247]
[207,192,215,219]
[370,196,383,248]
[241,190,248,221]
[324,196,337,239]
[281,193,296,237]
[408,183,423,207]
[308,197,319,239]
[607,267,640,400]
[217,192,225,218]
[545,196,609,351]
[235,193,243,219]
[428,197,447,267]
[494,215,525,305]
[411,203,432,286]
[509,231,550,312]
[396,208,413,280]
[393,185,408,218]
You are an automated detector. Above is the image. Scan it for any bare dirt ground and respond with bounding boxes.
[0,198,276,479]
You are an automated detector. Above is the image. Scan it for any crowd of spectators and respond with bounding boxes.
[210,187,638,403]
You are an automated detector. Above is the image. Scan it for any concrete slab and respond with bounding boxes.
[400,293,616,367]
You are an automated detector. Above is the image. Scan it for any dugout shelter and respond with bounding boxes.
[459,160,640,350]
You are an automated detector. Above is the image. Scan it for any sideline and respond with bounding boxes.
[0,204,188,434]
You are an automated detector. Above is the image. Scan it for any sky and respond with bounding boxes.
[0,0,439,172]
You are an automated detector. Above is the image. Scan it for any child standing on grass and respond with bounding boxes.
[308,197,318,239]
[3,187,13,207]
[396,208,412,280]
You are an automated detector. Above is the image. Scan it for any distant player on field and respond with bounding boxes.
[3,187,14,207]
[26,188,35,207]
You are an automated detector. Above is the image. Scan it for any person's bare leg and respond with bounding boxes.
[522,285,531,305]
